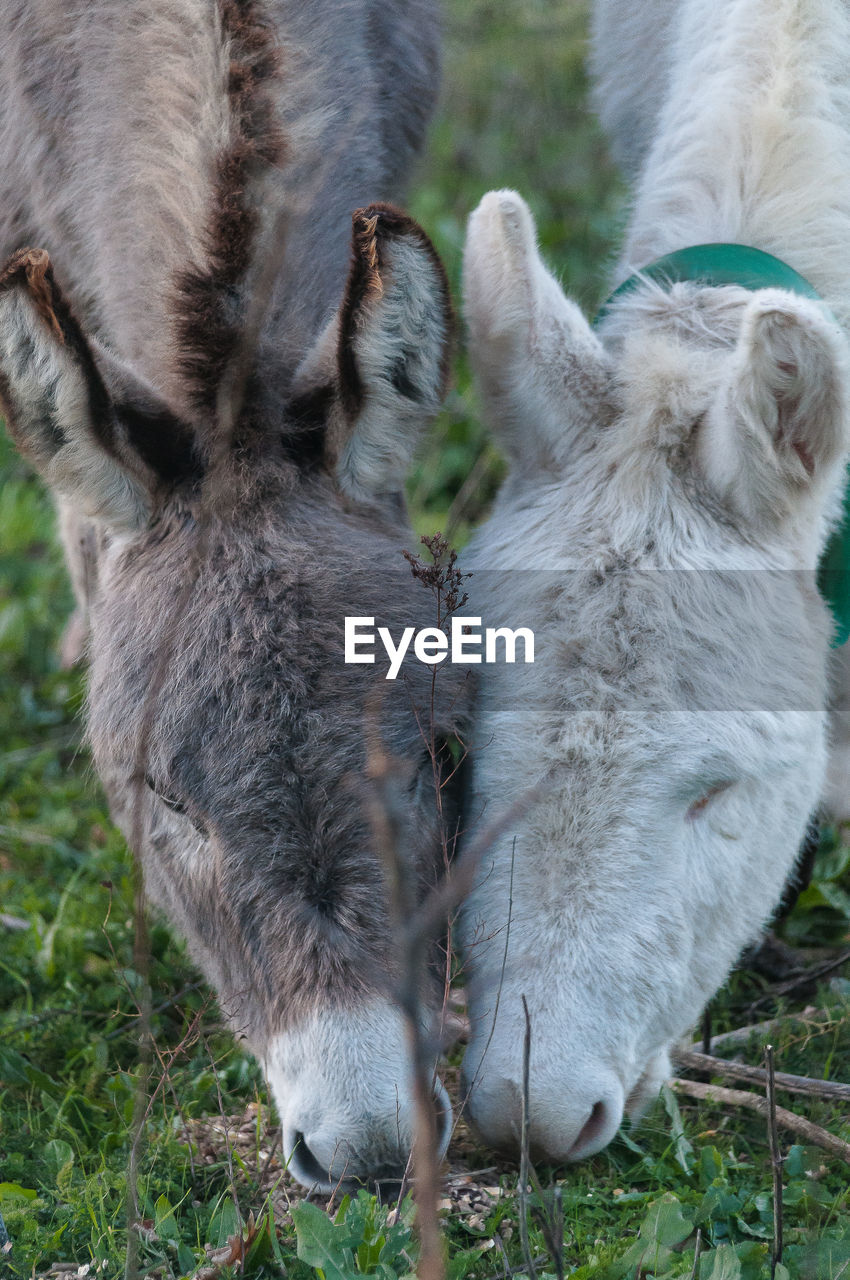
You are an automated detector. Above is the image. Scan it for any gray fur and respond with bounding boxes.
[0,0,470,1190]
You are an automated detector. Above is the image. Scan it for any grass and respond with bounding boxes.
[1,0,850,1276]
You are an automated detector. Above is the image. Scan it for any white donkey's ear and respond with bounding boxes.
[698,292,850,526]
[0,249,200,529]
[463,190,610,472]
[333,205,452,501]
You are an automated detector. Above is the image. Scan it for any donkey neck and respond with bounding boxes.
[620,0,850,328]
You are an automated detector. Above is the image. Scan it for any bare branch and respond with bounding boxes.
[669,1078,850,1164]
[765,1045,784,1279]
[518,997,538,1280]
[362,715,444,1280]
[675,1048,850,1101]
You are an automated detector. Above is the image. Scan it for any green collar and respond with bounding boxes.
[594,242,822,325]
[595,242,850,647]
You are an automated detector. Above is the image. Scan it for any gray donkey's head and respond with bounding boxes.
[0,0,469,1190]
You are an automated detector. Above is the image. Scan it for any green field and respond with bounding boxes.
[1,1,850,1276]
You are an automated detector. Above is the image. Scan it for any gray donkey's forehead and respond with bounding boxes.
[91,504,471,788]
[87,501,472,1036]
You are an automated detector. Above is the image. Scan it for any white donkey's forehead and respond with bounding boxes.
[544,706,822,785]
[597,284,752,460]
[490,556,830,712]
[602,279,754,351]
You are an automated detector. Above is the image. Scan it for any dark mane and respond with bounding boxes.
[172,0,286,426]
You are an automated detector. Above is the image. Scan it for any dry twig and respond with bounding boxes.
[689,1007,836,1053]
[669,1078,850,1164]
[518,997,538,1280]
[364,724,445,1280]
[765,1046,784,1279]
[675,1048,850,1101]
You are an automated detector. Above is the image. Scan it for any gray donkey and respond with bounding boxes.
[0,0,471,1190]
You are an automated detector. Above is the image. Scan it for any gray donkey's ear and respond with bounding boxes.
[0,248,200,529]
[333,205,452,501]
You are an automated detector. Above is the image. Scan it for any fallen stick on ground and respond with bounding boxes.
[669,1079,850,1165]
[689,1008,835,1053]
[747,951,850,1015]
[675,1049,850,1102]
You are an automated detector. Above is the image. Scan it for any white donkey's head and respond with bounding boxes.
[457,191,850,1163]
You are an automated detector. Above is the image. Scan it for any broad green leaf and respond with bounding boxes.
[0,1183,38,1205]
[640,1194,695,1247]
[154,1193,180,1243]
[695,1184,743,1225]
[177,1242,197,1273]
[698,1146,725,1189]
[208,1197,240,1248]
[660,1082,695,1175]
[334,1194,352,1225]
[448,1247,485,1280]
[702,1243,742,1280]
[292,1200,357,1279]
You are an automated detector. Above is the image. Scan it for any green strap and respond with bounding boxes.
[594,243,822,323]
[594,242,850,647]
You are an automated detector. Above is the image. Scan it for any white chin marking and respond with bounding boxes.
[265,999,452,1192]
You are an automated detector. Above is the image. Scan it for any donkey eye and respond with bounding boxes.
[686,782,733,821]
[145,775,187,816]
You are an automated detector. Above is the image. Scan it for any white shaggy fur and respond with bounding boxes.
[266,1001,451,1192]
[458,0,850,1164]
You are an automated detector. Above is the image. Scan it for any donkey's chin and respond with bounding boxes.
[625,1047,673,1118]
[266,1000,452,1192]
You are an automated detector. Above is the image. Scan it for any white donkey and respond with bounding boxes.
[456,0,850,1163]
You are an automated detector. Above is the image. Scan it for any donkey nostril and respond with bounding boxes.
[289,1130,337,1188]
[287,1127,408,1191]
[564,1097,618,1161]
[575,1101,606,1150]
[284,1078,452,1191]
